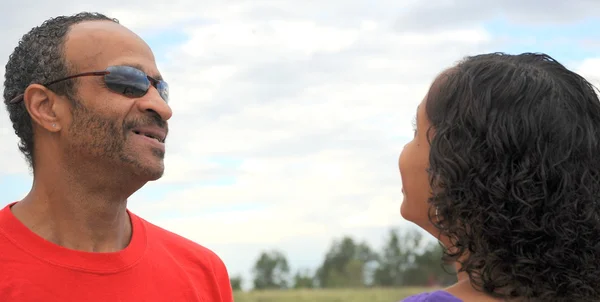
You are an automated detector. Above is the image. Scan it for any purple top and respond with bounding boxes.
[400,290,462,302]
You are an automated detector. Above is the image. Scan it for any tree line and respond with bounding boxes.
[229,227,457,291]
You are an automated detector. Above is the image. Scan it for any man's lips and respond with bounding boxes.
[131,126,167,143]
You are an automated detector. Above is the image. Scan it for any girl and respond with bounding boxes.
[399,52,600,302]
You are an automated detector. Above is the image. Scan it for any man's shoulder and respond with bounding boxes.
[134,213,226,266]
[134,213,234,301]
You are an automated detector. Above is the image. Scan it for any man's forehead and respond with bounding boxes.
[63,20,158,75]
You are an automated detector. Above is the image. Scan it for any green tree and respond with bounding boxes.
[252,250,290,290]
[315,236,378,288]
[373,228,457,287]
[293,268,314,289]
[373,228,405,286]
[407,242,456,286]
[229,275,243,291]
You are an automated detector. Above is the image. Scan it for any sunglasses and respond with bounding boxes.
[8,65,169,104]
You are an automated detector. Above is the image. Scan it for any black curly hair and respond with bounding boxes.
[3,12,118,169]
[426,52,600,301]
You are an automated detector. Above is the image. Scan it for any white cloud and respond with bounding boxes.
[577,58,600,87]
[2,0,600,287]
[0,126,30,175]
[394,0,600,31]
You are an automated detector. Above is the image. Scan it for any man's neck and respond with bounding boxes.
[11,164,141,253]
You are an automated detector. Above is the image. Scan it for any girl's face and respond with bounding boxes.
[398,93,435,231]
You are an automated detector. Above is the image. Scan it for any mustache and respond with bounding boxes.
[124,114,169,137]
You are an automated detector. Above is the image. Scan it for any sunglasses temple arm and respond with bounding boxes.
[6,71,109,104]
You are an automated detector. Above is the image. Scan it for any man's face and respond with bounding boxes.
[60,21,172,181]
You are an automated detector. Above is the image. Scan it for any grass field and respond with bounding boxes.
[233,287,435,302]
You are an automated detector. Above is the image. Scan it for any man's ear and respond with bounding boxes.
[23,84,64,132]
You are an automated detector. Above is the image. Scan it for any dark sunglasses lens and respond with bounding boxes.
[156,81,169,103]
[105,66,150,98]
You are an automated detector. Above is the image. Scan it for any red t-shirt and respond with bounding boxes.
[0,202,234,302]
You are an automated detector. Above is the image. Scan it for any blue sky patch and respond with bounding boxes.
[485,17,600,64]
[208,156,244,168]
[140,29,190,63]
[0,174,32,206]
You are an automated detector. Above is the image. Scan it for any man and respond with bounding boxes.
[1,12,233,301]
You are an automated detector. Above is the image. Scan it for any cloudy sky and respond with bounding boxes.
[1,0,600,289]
